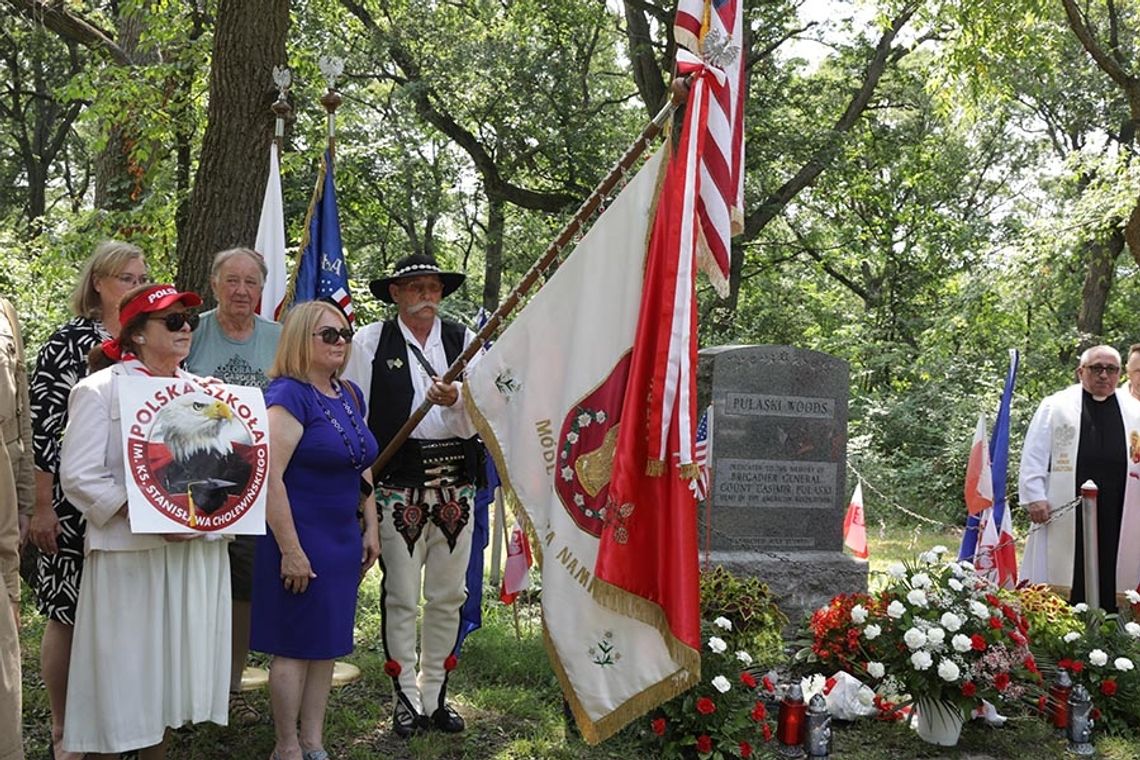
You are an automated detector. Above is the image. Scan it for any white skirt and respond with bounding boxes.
[63,539,232,753]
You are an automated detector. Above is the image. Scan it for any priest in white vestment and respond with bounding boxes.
[1020,345,1140,611]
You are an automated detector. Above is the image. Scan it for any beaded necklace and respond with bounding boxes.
[311,381,369,470]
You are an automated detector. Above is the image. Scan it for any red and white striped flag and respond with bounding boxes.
[255,142,287,320]
[965,414,994,515]
[500,520,533,604]
[673,0,745,297]
[842,482,868,559]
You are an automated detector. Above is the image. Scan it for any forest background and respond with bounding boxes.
[3,0,1140,526]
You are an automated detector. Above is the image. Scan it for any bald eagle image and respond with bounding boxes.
[154,395,253,521]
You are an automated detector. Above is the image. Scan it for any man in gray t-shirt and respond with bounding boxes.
[185,247,281,724]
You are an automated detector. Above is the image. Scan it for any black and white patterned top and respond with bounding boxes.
[31,316,109,474]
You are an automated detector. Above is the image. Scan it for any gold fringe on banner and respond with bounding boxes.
[679,462,701,479]
[645,458,665,476]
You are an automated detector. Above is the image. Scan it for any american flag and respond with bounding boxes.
[673,0,745,298]
[690,405,712,501]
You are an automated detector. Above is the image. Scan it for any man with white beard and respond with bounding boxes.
[1020,344,1140,612]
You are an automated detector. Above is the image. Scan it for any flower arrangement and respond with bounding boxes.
[645,567,786,759]
[1018,585,1140,732]
[648,616,775,759]
[800,547,1042,722]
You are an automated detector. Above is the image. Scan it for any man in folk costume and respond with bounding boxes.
[1020,345,1140,612]
[343,254,480,737]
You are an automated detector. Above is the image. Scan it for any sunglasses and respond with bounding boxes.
[313,326,353,344]
[148,312,200,331]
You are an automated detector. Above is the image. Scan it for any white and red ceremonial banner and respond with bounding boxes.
[500,519,533,604]
[965,414,994,516]
[466,148,698,743]
[256,142,288,320]
[672,0,745,298]
[842,482,868,559]
[119,377,268,534]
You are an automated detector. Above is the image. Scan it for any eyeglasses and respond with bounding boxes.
[114,273,151,287]
[400,280,444,296]
[313,326,353,344]
[148,312,200,331]
[1082,364,1121,376]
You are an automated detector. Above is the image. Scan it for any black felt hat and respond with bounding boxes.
[369,254,465,304]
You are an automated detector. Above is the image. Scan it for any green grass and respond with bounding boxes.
[16,531,1140,758]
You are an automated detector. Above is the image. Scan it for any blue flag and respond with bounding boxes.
[960,349,1020,563]
[289,149,354,322]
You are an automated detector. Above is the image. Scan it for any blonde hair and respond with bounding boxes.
[69,240,145,319]
[270,301,352,381]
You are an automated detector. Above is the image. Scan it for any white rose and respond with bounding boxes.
[906,589,929,608]
[1126,589,1140,604]
[938,659,961,682]
[927,628,946,646]
[867,661,885,679]
[918,551,936,564]
[958,561,976,572]
[851,604,868,624]
[911,651,933,670]
[713,616,733,631]
[951,634,972,653]
[911,573,932,589]
[940,612,963,632]
[887,601,907,619]
[1073,603,1089,614]
[904,628,928,650]
[969,600,989,619]
[1089,648,1108,667]
[712,675,731,693]
[1063,631,1082,643]
[931,545,948,556]
[948,578,964,592]
[1115,657,1135,672]
[887,563,907,579]
[707,636,727,654]
[864,624,882,640]
[736,650,754,665]
[1126,622,1140,639]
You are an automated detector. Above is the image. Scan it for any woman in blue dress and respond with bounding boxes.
[251,300,380,760]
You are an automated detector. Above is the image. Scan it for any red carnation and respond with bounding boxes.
[762,675,775,693]
[1024,655,1039,674]
[762,724,773,742]
[1071,660,1085,674]
[383,659,401,678]
[444,654,458,672]
[985,593,1001,606]
[988,616,1004,630]
[651,717,666,736]
[971,634,987,651]
[1001,603,1018,621]
[741,672,758,688]
[994,672,1011,692]
[961,681,977,698]
[696,734,712,753]
[1009,630,1027,646]
[751,701,767,721]
[1092,708,1102,721]
[1037,694,1047,713]
[696,697,716,715]
[1101,679,1118,697]
[740,741,753,758]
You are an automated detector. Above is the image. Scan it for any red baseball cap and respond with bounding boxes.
[119,284,203,328]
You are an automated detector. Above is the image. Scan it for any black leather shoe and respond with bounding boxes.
[429,703,466,733]
[393,695,424,739]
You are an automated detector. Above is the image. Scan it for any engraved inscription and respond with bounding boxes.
[723,393,834,419]
[713,458,836,509]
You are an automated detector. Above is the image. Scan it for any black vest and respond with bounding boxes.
[367,318,480,485]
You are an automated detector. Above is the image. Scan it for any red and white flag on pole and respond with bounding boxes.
[842,482,868,559]
[500,519,533,604]
[965,414,994,516]
[255,142,287,320]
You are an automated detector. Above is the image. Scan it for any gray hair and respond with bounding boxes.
[1078,345,1121,366]
[210,247,267,283]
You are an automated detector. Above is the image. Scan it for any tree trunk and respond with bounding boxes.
[94,7,147,211]
[1076,227,1125,352]
[482,196,505,312]
[175,0,288,299]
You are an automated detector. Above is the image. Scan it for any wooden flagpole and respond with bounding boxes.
[371,81,689,479]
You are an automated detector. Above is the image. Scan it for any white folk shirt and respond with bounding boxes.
[344,315,479,441]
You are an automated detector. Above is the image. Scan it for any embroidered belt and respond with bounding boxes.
[384,438,467,488]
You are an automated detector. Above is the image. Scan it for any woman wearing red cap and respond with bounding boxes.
[58,284,232,758]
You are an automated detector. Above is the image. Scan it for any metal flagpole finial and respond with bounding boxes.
[318,55,344,145]
[271,66,292,142]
